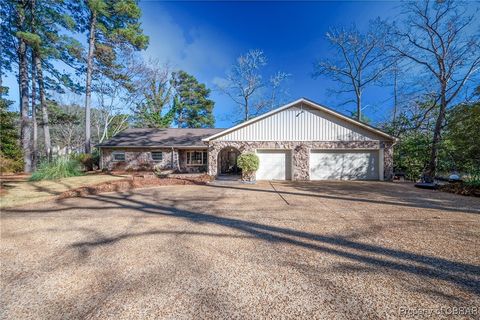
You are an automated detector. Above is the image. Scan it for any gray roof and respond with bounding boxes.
[97,128,225,148]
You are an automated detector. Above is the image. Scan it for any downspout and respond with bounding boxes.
[99,147,103,171]
[171,147,175,171]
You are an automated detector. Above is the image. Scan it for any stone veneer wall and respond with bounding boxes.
[101,148,210,173]
[101,148,177,171]
[382,141,394,180]
[207,141,394,181]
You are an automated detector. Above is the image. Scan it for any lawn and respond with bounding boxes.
[0,173,127,208]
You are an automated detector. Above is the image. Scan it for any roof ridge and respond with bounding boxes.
[203,97,396,141]
[127,127,225,130]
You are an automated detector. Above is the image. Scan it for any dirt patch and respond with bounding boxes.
[439,182,480,197]
[59,174,212,199]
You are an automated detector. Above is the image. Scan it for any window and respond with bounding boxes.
[186,151,207,165]
[151,151,163,161]
[112,152,125,161]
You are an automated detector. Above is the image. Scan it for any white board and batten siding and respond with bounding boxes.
[215,105,384,142]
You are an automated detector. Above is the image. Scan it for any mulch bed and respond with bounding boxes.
[439,182,480,197]
[58,174,212,199]
[0,173,30,182]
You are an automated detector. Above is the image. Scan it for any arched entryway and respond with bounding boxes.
[218,147,242,175]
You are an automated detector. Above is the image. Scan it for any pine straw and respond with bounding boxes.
[58,174,212,199]
[439,182,480,197]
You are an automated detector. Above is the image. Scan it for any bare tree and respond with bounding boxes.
[313,21,393,121]
[126,56,176,128]
[388,0,480,181]
[218,49,289,122]
[269,71,291,111]
[92,52,155,141]
[51,103,84,155]
[92,75,132,143]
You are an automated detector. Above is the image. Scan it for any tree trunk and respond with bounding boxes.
[35,55,51,159]
[244,97,249,121]
[392,67,398,124]
[356,92,362,121]
[424,86,447,182]
[30,0,42,165]
[84,9,97,154]
[31,54,38,170]
[0,61,3,91]
[17,6,32,173]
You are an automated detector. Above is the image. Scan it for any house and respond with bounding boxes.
[98,98,396,180]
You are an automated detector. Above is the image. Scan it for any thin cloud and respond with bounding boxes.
[141,7,233,78]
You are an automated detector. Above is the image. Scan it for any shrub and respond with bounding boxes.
[30,157,83,181]
[464,169,480,188]
[237,153,259,173]
[153,163,174,177]
[91,149,100,169]
[72,153,92,171]
[0,151,23,173]
[71,150,100,171]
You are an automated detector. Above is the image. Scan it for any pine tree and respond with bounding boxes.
[80,0,149,153]
[15,1,33,172]
[171,71,215,128]
[0,87,23,172]
[2,0,83,171]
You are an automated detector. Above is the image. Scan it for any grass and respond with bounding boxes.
[30,157,83,181]
[0,174,128,208]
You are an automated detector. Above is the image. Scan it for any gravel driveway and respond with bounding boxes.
[1,181,479,319]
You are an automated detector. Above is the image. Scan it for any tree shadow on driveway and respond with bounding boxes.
[4,182,480,298]
[35,190,480,296]
[207,182,480,215]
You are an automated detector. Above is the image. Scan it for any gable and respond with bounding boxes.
[209,102,391,142]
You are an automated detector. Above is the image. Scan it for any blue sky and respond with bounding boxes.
[139,0,401,127]
[4,1,405,128]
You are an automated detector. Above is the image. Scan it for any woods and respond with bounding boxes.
[1,0,216,173]
[0,0,478,184]
[314,0,479,181]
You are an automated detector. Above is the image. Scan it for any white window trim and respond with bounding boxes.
[112,151,126,162]
[150,151,163,162]
[186,151,207,166]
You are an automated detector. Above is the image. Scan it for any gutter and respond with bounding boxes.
[96,145,208,149]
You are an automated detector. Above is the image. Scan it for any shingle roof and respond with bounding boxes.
[97,128,225,148]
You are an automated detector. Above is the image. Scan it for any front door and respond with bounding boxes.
[219,148,241,174]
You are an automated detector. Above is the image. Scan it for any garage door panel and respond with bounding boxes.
[310,150,379,180]
[256,150,291,180]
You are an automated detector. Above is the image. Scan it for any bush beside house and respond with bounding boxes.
[30,157,83,181]
[237,153,259,182]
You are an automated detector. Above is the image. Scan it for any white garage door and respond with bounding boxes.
[310,150,380,180]
[256,150,291,180]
